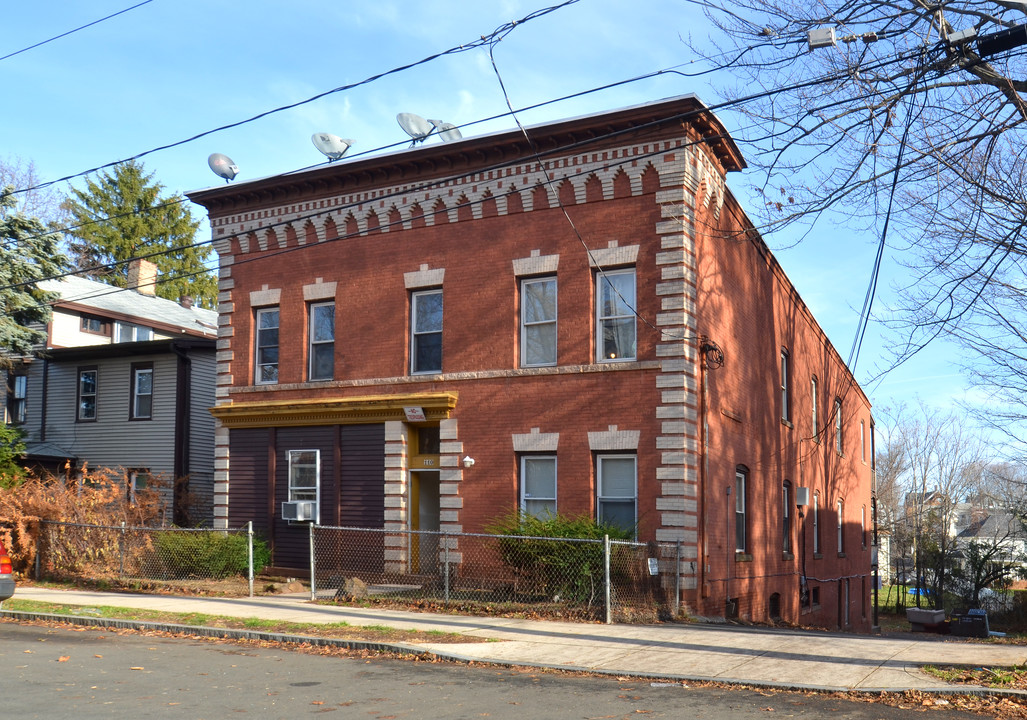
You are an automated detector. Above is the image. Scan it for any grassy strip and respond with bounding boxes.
[0,598,483,644]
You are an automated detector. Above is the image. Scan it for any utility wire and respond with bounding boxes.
[0,1,156,63]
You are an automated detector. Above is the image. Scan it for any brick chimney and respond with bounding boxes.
[127,258,157,296]
[178,295,193,309]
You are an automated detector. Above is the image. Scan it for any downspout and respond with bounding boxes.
[697,339,709,612]
[171,342,192,526]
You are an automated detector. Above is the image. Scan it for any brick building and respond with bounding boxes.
[187,95,874,630]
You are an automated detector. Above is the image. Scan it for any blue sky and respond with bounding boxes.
[0,0,973,416]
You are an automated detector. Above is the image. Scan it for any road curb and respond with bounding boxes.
[4,609,1027,702]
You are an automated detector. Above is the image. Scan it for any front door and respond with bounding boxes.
[410,471,440,574]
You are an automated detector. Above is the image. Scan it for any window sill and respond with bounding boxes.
[837,552,846,559]
[782,552,794,561]
[735,553,753,562]
[781,418,793,429]
[813,553,823,560]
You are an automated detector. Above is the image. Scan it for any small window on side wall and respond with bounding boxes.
[735,467,748,553]
[130,363,153,420]
[77,367,97,421]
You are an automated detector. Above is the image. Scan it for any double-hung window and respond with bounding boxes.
[521,277,557,367]
[77,367,97,421]
[287,449,320,522]
[811,376,819,442]
[9,375,26,424]
[837,499,845,554]
[735,467,747,553]
[780,349,790,422]
[782,481,792,554]
[521,456,557,517]
[597,455,636,533]
[596,269,636,361]
[411,289,443,374]
[308,302,335,381]
[255,307,280,384]
[131,363,153,420]
[834,399,843,455]
[812,492,821,555]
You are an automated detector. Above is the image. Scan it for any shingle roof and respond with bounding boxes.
[41,274,217,336]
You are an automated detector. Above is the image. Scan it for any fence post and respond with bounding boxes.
[119,522,126,576]
[443,532,450,607]
[247,521,254,598]
[675,540,681,617]
[309,523,317,601]
[604,534,612,625]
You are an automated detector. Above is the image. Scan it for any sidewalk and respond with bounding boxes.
[5,587,1027,694]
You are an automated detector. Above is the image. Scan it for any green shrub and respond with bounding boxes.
[148,531,270,579]
[486,511,634,604]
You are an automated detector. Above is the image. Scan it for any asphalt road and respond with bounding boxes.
[0,622,988,719]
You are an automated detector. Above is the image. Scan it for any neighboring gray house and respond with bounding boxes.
[2,261,218,525]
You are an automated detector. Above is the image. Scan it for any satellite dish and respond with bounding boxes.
[208,153,239,183]
[397,112,434,145]
[428,119,462,143]
[311,133,354,161]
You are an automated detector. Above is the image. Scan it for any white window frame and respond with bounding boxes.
[596,268,636,362]
[127,468,150,502]
[115,322,153,343]
[813,492,821,555]
[782,482,792,554]
[287,449,321,524]
[837,499,845,554]
[131,365,153,420]
[520,277,557,367]
[811,376,819,443]
[77,368,97,421]
[308,301,335,381]
[411,289,443,374]
[780,349,789,422]
[860,419,866,462]
[735,468,747,553]
[255,307,280,384]
[520,455,557,518]
[596,454,637,534]
[834,399,843,455]
[10,374,27,424]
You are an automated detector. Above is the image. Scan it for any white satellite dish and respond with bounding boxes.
[428,119,462,143]
[311,133,354,161]
[397,112,434,145]
[208,153,239,183]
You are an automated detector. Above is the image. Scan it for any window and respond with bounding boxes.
[521,277,557,367]
[597,455,636,533]
[596,269,636,361]
[834,399,843,455]
[860,419,866,462]
[287,449,320,522]
[255,307,280,384]
[861,505,867,548]
[782,481,792,554]
[130,363,153,420]
[735,467,747,552]
[127,469,150,501]
[115,322,153,343]
[80,314,110,336]
[8,374,26,424]
[77,367,97,421]
[411,290,443,374]
[812,491,821,555]
[811,376,819,443]
[837,499,845,554]
[521,456,557,517]
[780,349,790,422]
[308,302,335,381]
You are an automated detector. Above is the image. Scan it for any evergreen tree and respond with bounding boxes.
[62,160,216,307]
[0,186,67,366]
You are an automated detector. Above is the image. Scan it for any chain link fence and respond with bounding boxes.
[36,521,259,596]
[310,525,685,623]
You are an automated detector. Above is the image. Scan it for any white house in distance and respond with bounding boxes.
[2,260,218,525]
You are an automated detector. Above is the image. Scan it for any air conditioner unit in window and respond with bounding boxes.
[282,500,316,522]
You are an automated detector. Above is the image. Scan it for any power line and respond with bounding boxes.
[0,1,156,63]
[8,0,582,199]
